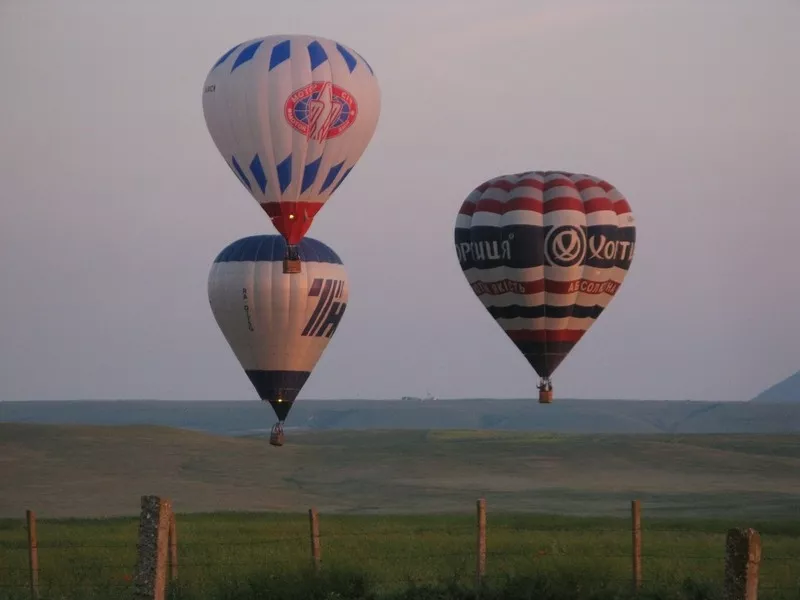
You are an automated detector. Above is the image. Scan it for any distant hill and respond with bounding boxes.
[751,370,800,403]
[2,423,800,519]
[3,398,800,435]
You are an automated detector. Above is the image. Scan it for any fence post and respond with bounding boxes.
[724,528,761,600]
[476,498,486,588]
[133,495,172,600]
[631,499,642,591]
[308,508,321,572]
[26,510,39,600]
[168,510,178,581]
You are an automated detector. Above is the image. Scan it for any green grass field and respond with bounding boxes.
[0,512,798,600]
[3,424,800,520]
[1,424,799,599]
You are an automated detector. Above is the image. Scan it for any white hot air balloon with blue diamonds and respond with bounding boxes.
[208,234,349,446]
[202,34,380,272]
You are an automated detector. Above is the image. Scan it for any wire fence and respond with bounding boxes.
[0,498,798,600]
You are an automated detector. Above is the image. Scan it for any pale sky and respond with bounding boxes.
[1,0,798,403]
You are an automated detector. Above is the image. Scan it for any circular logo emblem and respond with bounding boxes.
[544,225,587,267]
[284,81,358,141]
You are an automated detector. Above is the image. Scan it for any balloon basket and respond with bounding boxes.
[538,389,553,404]
[269,422,285,447]
[283,258,302,274]
[283,243,302,274]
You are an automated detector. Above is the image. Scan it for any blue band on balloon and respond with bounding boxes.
[213,235,344,265]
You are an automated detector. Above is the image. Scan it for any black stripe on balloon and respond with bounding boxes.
[513,342,578,378]
[454,224,635,271]
[245,370,310,421]
[616,227,636,271]
[489,304,605,320]
[512,341,577,357]
[302,278,335,336]
[454,225,544,270]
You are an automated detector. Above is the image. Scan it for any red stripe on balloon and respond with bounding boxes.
[505,329,586,343]
[469,278,622,296]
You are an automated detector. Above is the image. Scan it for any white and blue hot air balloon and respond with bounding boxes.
[207,234,349,446]
[202,34,380,273]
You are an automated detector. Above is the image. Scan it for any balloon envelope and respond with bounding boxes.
[202,34,381,245]
[208,235,349,422]
[454,171,636,382]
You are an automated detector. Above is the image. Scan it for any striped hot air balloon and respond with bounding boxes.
[207,235,348,445]
[202,34,380,273]
[453,171,636,404]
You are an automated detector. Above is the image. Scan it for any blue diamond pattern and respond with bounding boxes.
[320,161,345,193]
[249,154,267,194]
[231,40,263,72]
[307,41,328,70]
[213,44,241,69]
[353,50,374,75]
[276,154,292,193]
[331,166,353,193]
[230,156,251,190]
[301,157,322,193]
[335,44,357,73]
[269,39,291,70]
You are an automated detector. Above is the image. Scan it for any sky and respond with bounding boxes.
[0,0,798,403]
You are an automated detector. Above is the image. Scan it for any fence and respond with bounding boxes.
[0,496,797,600]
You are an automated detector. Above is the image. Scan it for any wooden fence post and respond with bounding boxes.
[133,496,172,600]
[476,498,486,587]
[308,508,321,572]
[631,499,642,591]
[168,510,178,581]
[26,510,39,600]
[724,528,761,600]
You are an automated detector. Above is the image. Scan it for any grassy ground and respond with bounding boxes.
[2,424,800,519]
[1,424,799,598]
[0,512,798,600]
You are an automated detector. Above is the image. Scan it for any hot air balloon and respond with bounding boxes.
[202,34,380,274]
[208,234,349,446]
[453,171,636,404]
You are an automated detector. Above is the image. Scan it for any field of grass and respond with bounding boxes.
[2,424,800,520]
[1,424,799,599]
[0,512,798,600]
